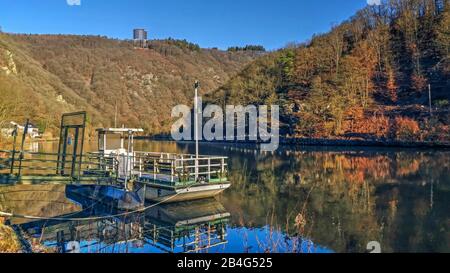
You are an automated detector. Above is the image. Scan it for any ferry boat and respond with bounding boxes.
[94,128,231,203]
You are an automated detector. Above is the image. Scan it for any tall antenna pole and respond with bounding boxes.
[194,80,200,181]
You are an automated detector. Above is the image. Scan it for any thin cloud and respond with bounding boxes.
[67,0,81,6]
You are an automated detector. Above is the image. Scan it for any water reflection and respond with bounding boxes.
[215,146,450,253]
[5,187,231,253]
[0,184,330,253]
[1,141,449,253]
[139,142,449,253]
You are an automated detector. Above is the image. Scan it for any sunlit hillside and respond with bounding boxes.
[0,34,258,137]
[207,0,449,142]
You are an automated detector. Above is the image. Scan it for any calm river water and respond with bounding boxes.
[0,141,449,253]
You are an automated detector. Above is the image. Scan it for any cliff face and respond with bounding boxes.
[0,34,257,135]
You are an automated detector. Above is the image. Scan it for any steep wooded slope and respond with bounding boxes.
[207,0,449,142]
[0,34,258,136]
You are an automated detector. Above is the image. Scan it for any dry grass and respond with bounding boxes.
[0,222,22,253]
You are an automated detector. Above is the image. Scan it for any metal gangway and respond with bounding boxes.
[0,112,112,184]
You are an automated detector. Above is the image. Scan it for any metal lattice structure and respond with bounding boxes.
[56,111,87,179]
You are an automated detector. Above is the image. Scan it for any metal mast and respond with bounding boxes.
[194,80,200,181]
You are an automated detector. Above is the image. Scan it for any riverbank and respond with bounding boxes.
[136,136,450,149]
[0,221,21,253]
[0,220,56,253]
[280,137,450,149]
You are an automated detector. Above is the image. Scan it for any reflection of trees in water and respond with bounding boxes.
[220,150,450,253]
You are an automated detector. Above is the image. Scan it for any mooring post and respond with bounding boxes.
[9,125,18,175]
[17,119,29,177]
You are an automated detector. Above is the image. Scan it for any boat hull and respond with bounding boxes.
[140,183,231,203]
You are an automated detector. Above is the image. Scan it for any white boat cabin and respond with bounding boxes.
[97,128,144,181]
[97,128,144,156]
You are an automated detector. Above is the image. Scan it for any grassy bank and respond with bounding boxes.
[0,220,56,253]
[0,221,22,253]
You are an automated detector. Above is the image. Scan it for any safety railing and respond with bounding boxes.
[0,149,112,179]
[133,152,228,186]
[95,151,229,187]
[1,150,229,186]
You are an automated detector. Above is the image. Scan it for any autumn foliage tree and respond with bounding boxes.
[208,0,449,141]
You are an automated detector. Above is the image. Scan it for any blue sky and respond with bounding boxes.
[0,0,370,50]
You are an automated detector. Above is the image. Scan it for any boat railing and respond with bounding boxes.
[95,151,229,187]
[134,152,229,186]
[143,220,228,253]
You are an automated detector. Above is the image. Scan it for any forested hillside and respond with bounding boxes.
[0,34,257,137]
[207,0,449,142]
[1,0,448,143]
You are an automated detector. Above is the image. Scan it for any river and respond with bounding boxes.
[0,141,448,253]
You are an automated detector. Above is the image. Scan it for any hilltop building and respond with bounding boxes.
[133,28,148,48]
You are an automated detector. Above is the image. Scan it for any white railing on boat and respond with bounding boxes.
[96,151,229,186]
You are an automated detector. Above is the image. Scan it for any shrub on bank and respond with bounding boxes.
[392,117,421,141]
